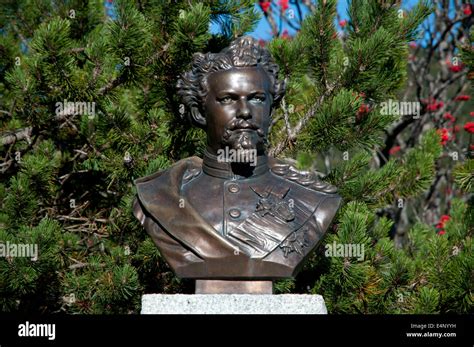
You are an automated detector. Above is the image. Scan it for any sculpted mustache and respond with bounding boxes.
[223,127,265,140]
[226,119,260,131]
[223,119,265,139]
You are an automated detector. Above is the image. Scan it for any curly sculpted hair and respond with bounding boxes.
[176,36,286,127]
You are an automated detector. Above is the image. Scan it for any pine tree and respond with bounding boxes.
[0,0,471,314]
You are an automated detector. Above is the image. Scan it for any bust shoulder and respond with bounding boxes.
[134,156,202,186]
[268,157,338,194]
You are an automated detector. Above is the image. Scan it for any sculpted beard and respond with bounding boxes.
[221,118,266,162]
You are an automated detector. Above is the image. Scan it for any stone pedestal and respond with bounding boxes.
[195,280,273,294]
[141,294,327,314]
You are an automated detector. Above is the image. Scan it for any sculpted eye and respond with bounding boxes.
[250,95,266,103]
[218,96,233,104]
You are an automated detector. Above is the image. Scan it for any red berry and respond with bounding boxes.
[463,122,474,134]
[260,0,271,13]
[389,146,401,155]
[454,95,470,101]
[463,4,472,16]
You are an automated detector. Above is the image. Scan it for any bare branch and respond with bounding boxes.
[0,127,32,146]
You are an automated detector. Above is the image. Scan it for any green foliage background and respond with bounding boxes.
[0,0,472,313]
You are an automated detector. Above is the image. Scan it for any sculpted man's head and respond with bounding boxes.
[177,36,286,160]
[134,37,342,286]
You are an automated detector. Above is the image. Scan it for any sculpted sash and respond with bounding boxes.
[135,157,239,259]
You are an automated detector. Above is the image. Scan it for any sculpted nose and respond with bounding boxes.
[236,98,251,120]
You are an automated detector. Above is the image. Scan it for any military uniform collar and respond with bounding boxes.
[202,148,269,180]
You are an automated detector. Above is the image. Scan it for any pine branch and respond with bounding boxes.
[1,105,89,145]
[0,127,32,146]
[11,20,29,49]
[269,88,331,157]
[379,117,416,166]
[98,74,125,96]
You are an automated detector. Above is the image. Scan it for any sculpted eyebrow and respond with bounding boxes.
[216,90,237,96]
[216,90,265,97]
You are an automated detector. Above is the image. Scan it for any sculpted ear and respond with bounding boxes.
[190,107,207,128]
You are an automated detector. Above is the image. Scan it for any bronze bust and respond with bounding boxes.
[133,37,341,289]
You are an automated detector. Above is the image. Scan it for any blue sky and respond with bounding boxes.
[249,0,344,40]
[211,0,429,41]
